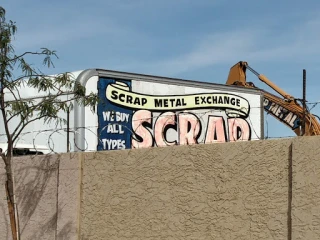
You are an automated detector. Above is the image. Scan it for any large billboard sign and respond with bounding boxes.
[0,70,262,154]
[97,77,262,151]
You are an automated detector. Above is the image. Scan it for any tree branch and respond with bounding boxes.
[12,116,53,143]
[0,43,13,160]
[10,93,81,142]
[9,51,50,63]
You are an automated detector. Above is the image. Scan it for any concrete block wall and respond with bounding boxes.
[0,136,319,239]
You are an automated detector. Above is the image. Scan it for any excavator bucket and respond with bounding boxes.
[226,61,248,86]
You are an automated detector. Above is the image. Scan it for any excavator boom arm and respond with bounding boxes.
[227,61,293,100]
[226,61,320,136]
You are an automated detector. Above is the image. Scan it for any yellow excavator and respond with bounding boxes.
[226,61,320,136]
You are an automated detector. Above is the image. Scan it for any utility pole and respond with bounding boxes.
[301,69,306,136]
[67,106,70,152]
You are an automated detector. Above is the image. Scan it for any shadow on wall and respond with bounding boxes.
[57,221,75,240]
[16,156,58,232]
[0,203,10,239]
[13,154,75,240]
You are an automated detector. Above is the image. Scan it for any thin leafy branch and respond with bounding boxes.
[0,6,99,240]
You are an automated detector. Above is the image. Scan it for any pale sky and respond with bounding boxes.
[2,0,320,138]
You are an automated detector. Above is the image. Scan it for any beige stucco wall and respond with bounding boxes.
[0,157,11,240]
[15,154,59,240]
[0,136,320,239]
[292,136,320,239]
[80,139,292,240]
[0,153,82,240]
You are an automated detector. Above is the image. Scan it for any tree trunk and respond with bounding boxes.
[4,155,18,240]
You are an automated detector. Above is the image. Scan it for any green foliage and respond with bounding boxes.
[1,6,96,239]
[0,6,99,145]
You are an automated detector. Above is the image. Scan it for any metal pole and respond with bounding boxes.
[302,69,306,136]
[67,107,70,152]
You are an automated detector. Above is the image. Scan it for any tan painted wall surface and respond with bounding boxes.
[0,157,11,239]
[0,153,82,240]
[292,136,320,239]
[80,139,292,240]
[0,136,320,239]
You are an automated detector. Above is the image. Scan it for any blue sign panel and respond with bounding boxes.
[97,78,133,151]
[263,98,300,130]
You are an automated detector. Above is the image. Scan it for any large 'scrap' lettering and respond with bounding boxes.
[131,110,153,148]
[205,116,227,143]
[154,112,177,147]
[131,110,251,148]
[178,113,201,145]
[98,79,255,151]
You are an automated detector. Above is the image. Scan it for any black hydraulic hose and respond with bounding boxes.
[246,64,260,77]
